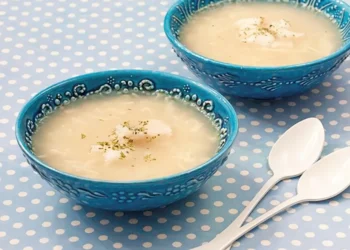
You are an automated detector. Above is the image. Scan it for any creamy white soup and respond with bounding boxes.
[180,2,342,66]
[32,93,219,181]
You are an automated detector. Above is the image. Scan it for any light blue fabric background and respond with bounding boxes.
[0,0,349,249]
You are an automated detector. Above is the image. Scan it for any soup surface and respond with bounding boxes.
[32,93,219,181]
[180,2,342,66]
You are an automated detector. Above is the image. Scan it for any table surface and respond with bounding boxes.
[1,0,350,250]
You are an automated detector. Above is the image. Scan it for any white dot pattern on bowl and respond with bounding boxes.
[1,0,350,249]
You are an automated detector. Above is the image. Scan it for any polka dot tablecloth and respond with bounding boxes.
[0,0,350,249]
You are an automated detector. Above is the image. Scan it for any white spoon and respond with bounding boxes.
[234,118,324,226]
[192,147,350,250]
[191,117,325,250]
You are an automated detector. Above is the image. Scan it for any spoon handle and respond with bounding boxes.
[229,175,281,229]
[191,195,304,250]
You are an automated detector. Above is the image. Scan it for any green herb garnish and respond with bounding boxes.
[144,154,156,162]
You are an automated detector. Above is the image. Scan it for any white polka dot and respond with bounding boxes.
[214,201,223,207]
[158,217,167,223]
[73,205,82,211]
[289,224,298,230]
[57,213,67,219]
[241,185,250,191]
[113,243,123,249]
[226,177,236,184]
[128,234,138,240]
[226,163,235,168]
[252,134,261,139]
[291,240,301,246]
[322,240,334,247]
[100,219,109,225]
[329,200,339,206]
[83,243,93,249]
[275,232,285,238]
[185,233,196,240]
[26,230,36,236]
[170,209,181,216]
[155,233,167,240]
[319,224,329,230]
[114,227,123,233]
[0,215,9,221]
[254,177,264,183]
[18,191,27,197]
[302,216,312,222]
[201,225,210,231]
[9,239,19,245]
[31,199,40,204]
[42,221,51,227]
[257,208,266,214]
[143,226,153,232]
[240,170,249,176]
[143,242,152,248]
[172,242,182,248]
[8,154,16,160]
[245,233,254,239]
[71,220,80,226]
[3,200,12,206]
[229,209,238,214]
[46,191,55,196]
[284,192,294,198]
[39,238,49,244]
[200,209,210,215]
[55,229,65,235]
[305,232,315,238]
[7,170,15,175]
[273,216,282,222]
[333,216,343,222]
[261,240,271,246]
[85,227,94,234]
[13,222,23,229]
[86,212,95,218]
[29,214,38,220]
[254,163,262,168]
[69,237,79,242]
[287,208,296,213]
[227,193,237,199]
[316,208,326,214]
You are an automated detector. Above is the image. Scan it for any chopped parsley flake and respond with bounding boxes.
[144,154,156,162]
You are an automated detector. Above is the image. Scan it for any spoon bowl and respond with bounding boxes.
[297,147,350,201]
[268,117,325,177]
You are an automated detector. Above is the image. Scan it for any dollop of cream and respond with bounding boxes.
[235,17,304,47]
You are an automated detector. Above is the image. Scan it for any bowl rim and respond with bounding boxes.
[15,69,238,185]
[164,0,350,70]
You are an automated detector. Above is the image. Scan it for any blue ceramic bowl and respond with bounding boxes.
[15,70,238,211]
[164,0,350,99]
